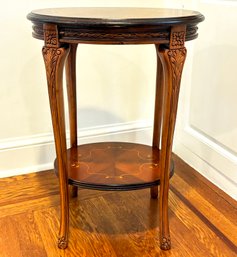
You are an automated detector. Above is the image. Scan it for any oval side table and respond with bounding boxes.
[27,7,204,251]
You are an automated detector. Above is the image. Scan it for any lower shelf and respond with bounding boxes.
[54,142,174,191]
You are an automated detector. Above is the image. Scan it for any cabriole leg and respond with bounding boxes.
[42,24,70,249]
[156,26,187,250]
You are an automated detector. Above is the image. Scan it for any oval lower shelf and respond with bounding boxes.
[54,142,174,191]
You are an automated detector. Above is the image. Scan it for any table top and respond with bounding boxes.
[27,7,204,44]
[28,7,204,26]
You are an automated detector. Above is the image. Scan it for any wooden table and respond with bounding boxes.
[27,7,204,251]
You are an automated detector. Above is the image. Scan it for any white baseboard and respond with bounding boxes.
[0,120,152,178]
[174,141,237,200]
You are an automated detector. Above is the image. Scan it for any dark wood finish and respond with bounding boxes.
[0,158,237,256]
[27,7,204,250]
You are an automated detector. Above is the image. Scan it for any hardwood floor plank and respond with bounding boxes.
[70,195,140,257]
[0,216,23,257]
[69,199,118,257]
[169,189,237,257]
[0,171,59,206]
[171,173,237,247]
[0,194,60,218]
[173,154,237,220]
[0,211,47,257]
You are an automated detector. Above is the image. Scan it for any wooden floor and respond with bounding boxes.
[0,154,236,257]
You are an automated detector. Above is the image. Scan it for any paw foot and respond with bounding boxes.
[160,236,171,250]
[58,236,68,249]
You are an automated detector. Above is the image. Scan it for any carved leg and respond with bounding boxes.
[157,43,187,250]
[66,44,78,198]
[42,42,70,249]
[150,48,164,199]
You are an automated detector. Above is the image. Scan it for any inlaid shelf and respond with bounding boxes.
[55,142,174,191]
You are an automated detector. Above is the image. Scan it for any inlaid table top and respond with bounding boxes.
[27,7,204,44]
[28,7,203,23]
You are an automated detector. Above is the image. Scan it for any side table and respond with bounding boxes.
[27,7,204,250]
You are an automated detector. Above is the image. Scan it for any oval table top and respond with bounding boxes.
[27,7,204,44]
[27,7,204,25]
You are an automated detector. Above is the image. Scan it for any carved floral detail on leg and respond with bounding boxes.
[171,31,185,48]
[168,48,186,84]
[58,236,68,249]
[160,236,171,250]
[42,47,63,95]
[167,48,187,103]
[45,31,58,46]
